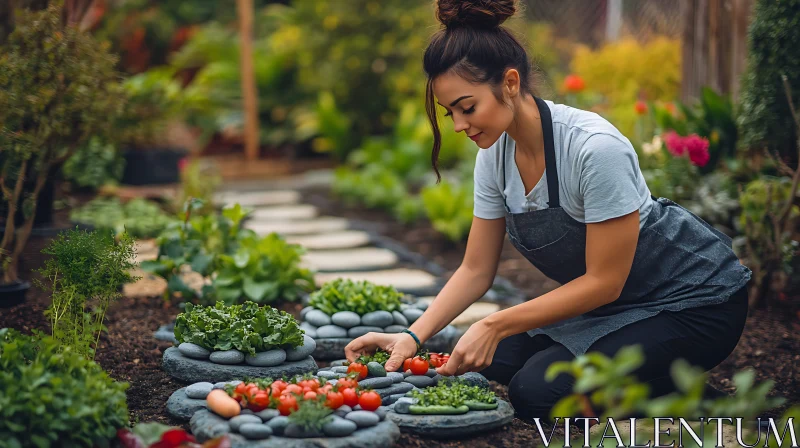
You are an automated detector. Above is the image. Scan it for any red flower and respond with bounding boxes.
[150,429,196,448]
[563,74,586,93]
[663,131,710,167]
[634,100,648,115]
[663,131,685,156]
[178,157,189,172]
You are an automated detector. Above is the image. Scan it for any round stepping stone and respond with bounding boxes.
[191,410,400,446]
[287,230,371,251]
[345,411,380,428]
[166,387,209,421]
[246,349,287,367]
[361,311,393,328]
[179,343,210,360]
[245,217,349,236]
[240,422,273,440]
[301,247,398,272]
[304,310,332,327]
[186,382,214,399]
[230,414,263,432]
[316,325,348,338]
[402,308,424,324]
[250,204,318,221]
[285,335,317,361]
[391,311,408,326]
[404,375,434,388]
[331,311,361,329]
[209,350,245,365]
[322,416,358,437]
[314,269,439,295]
[357,377,394,389]
[215,190,301,208]
[387,399,514,439]
[347,326,383,338]
[163,347,318,384]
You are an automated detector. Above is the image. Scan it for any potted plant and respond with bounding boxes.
[0,2,123,307]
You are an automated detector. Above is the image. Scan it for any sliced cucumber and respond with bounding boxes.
[465,400,498,410]
[409,405,470,415]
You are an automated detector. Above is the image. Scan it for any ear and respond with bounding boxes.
[503,69,521,98]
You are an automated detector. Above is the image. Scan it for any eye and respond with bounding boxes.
[463,106,476,115]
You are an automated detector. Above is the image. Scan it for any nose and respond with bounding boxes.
[453,116,469,133]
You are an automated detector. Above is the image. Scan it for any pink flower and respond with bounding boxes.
[684,134,710,167]
[663,131,685,156]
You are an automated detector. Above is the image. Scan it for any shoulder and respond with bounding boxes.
[546,100,636,164]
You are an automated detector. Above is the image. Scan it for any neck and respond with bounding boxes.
[505,94,544,160]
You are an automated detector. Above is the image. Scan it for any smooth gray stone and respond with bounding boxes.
[241,409,255,415]
[361,311,393,328]
[316,325,348,338]
[357,377,394,389]
[425,369,438,378]
[284,423,324,438]
[245,349,287,367]
[459,372,490,389]
[345,411,379,428]
[317,370,338,380]
[401,308,424,324]
[391,311,409,326]
[403,370,413,378]
[285,334,317,361]
[300,306,316,319]
[383,325,405,334]
[178,343,211,360]
[322,416,358,437]
[212,380,243,390]
[305,310,332,327]
[384,394,406,406]
[415,301,429,311]
[255,409,280,421]
[352,405,362,411]
[301,326,317,338]
[331,311,361,329]
[156,326,178,343]
[191,410,400,446]
[404,375,434,388]
[163,347,318,383]
[329,359,348,367]
[373,381,414,399]
[240,423,272,440]
[230,414,263,432]
[209,349,245,365]
[334,404,352,418]
[186,382,214,399]
[431,374,442,385]
[347,326,383,338]
[330,366,349,374]
[387,372,405,384]
[374,407,389,421]
[166,387,209,421]
[386,399,514,439]
[392,397,418,414]
[266,416,289,435]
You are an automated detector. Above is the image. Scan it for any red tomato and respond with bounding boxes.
[347,363,368,380]
[358,390,382,411]
[410,357,429,375]
[304,391,318,400]
[271,380,288,392]
[325,391,344,409]
[299,379,318,391]
[337,377,358,390]
[277,394,298,416]
[249,391,270,412]
[403,358,412,372]
[341,388,359,408]
[283,384,303,395]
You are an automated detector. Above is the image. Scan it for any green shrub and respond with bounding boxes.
[420,181,475,243]
[70,197,176,239]
[0,328,129,447]
[737,0,800,159]
[62,137,125,190]
[174,301,304,355]
[308,278,404,316]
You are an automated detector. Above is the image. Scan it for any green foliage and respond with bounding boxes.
[62,137,125,190]
[308,278,404,316]
[420,181,475,242]
[333,166,408,211]
[176,158,222,216]
[737,0,800,158]
[0,328,130,447]
[287,396,334,432]
[114,67,184,148]
[410,379,496,408]
[355,348,391,366]
[36,228,138,359]
[174,301,304,355]
[210,233,314,305]
[70,197,176,239]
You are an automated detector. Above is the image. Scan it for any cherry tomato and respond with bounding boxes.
[299,379,320,391]
[341,387,359,408]
[337,377,358,390]
[358,390,382,411]
[403,358,412,372]
[347,363,368,380]
[277,394,298,416]
[410,357,429,375]
[325,391,344,409]
[271,380,288,392]
[304,391,318,400]
[249,391,270,412]
[283,384,303,395]
[320,384,333,394]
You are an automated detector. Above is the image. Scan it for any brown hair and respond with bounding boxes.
[423,0,535,182]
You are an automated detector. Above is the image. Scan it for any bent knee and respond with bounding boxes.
[508,371,575,423]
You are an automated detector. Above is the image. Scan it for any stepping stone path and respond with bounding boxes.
[386,399,514,439]
[314,269,439,296]
[162,346,317,384]
[245,217,349,236]
[416,297,501,328]
[214,190,301,208]
[250,204,318,221]
[286,231,371,251]
[301,247,398,272]
[190,410,400,447]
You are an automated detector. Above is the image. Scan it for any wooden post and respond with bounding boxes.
[605,0,622,42]
[237,0,259,161]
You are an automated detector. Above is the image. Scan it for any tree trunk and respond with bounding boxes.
[237,0,260,161]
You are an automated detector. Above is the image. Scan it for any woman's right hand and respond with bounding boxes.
[344,332,418,372]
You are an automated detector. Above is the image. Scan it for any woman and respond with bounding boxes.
[345,0,751,421]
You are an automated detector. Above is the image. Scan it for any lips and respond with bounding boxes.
[469,132,482,142]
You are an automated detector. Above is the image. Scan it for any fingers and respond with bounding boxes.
[344,333,380,362]
[436,349,462,376]
[384,352,406,372]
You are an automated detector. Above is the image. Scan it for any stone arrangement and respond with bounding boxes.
[162,334,318,383]
[386,399,515,439]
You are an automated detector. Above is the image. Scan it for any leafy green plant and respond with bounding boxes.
[70,197,176,239]
[409,379,496,408]
[332,165,408,212]
[175,158,222,216]
[0,2,123,285]
[287,396,334,432]
[355,348,392,366]
[210,233,314,305]
[308,278,404,316]
[174,301,304,355]
[62,137,125,190]
[36,228,138,359]
[420,180,475,242]
[113,67,183,149]
[0,328,130,447]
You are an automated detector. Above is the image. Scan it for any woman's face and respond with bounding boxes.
[432,72,514,149]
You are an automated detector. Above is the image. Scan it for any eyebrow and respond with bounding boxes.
[437,95,473,108]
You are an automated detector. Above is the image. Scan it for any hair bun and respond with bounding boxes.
[436,0,516,30]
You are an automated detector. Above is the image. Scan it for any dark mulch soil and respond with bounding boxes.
[1,183,797,448]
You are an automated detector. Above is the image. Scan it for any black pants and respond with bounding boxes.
[481,286,749,422]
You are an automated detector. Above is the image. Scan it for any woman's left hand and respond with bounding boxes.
[435,318,503,376]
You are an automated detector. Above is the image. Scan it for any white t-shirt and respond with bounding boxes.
[473,100,654,228]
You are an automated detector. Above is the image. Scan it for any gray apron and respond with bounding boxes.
[503,97,752,356]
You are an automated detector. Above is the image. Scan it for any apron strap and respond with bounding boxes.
[534,97,560,209]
